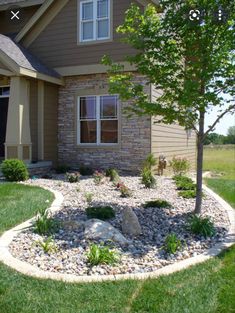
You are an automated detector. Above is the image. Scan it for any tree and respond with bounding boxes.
[204,133,226,145]
[102,0,235,214]
[226,125,235,144]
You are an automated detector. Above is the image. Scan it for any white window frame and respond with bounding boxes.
[0,86,10,99]
[77,94,119,146]
[79,0,111,43]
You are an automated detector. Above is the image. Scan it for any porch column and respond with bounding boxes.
[5,76,32,162]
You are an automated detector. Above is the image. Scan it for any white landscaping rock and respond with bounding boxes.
[84,219,129,246]
[122,208,142,237]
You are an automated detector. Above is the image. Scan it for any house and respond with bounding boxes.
[0,0,196,174]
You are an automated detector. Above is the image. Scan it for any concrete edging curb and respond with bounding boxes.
[0,184,234,284]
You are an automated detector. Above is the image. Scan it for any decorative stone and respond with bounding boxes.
[62,220,85,231]
[84,219,129,246]
[122,208,142,237]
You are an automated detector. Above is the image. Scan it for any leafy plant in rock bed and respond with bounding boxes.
[163,233,182,254]
[93,170,105,185]
[141,167,156,188]
[176,180,196,191]
[34,209,59,235]
[143,153,157,170]
[105,168,120,182]
[55,164,70,174]
[178,190,197,199]
[66,172,81,183]
[79,166,94,176]
[170,157,190,176]
[144,199,172,209]
[86,243,119,266]
[85,192,94,204]
[116,182,132,198]
[86,206,115,220]
[36,236,58,254]
[1,159,29,182]
[188,215,216,238]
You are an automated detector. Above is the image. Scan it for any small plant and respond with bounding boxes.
[116,182,132,198]
[176,180,196,191]
[93,170,105,185]
[106,168,120,182]
[66,172,80,183]
[188,215,216,238]
[170,156,190,175]
[163,233,182,254]
[1,159,29,182]
[34,210,59,235]
[86,243,119,266]
[141,167,156,188]
[55,164,70,174]
[36,236,58,254]
[86,206,115,220]
[144,199,172,208]
[85,192,93,204]
[143,153,157,169]
[79,166,94,176]
[173,175,193,184]
[178,190,196,198]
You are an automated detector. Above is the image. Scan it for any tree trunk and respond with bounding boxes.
[194,110,205,214]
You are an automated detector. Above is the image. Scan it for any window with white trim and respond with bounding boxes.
[78,95,119,145]
[79,0,110,42]
[0,86,10,98]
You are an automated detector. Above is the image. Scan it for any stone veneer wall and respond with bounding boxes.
[58,74,151,174]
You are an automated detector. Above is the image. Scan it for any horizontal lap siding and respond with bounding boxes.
[28,0,141,68]
[151,85,196,167]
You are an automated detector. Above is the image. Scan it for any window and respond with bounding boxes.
[0,86,10,98]
[79,0,110,42]
[78,95,119,145]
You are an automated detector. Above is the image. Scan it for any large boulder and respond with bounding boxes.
[84,219,129,246]
[122,208,142,237]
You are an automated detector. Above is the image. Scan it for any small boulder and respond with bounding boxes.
[84,219,129,246]
[62,220,85,232]
[122,208,142,237]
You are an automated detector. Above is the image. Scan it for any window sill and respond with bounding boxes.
[77,38,113,46]
[77,144,120,149]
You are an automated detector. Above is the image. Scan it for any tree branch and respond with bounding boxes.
[204,104,235,139]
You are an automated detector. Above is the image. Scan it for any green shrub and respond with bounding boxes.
[173,175,193,184]
[170,157,190,175]
[93,170,105,185]
[85,192,93,204]
[86,206,115,220]
[141,167,156,188]
[143,153,157,169]
[144,199,172,208]
[86,243,119,266]
[79,166,94,176]
[1,159,29,182]
[106,168,120,182]
[188,215,216,238]
[117,182,132,198]
[34,210,59,235]
[36,236,58,254]
[176,180,196,190]
[178,190,196,198]
[163,233,182,254]
[66,172,80,183]
[55,164,70,174]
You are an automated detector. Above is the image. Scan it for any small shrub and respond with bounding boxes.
[143,153,157,169]
[66,172,80,183]
[178,190,196,198]
[1,159,29,182]
[144,199,172,208]
[93,170,105,185]
[176,180,196,191]
[34,210,59,235]
[79,166,94,176]
[36,236,58,254]
[117,182,132,198]
[141,167,156,188]
[173,175,193,184]
[106,168,120,182]
[85,192,93,204]
[86,206,115,220]
[86,243,119,266]
[55,164,70,174]
[188,215,216,238]
[170,156,190,175]
[163,233,182,254]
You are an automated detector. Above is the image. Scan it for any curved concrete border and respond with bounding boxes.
[0,184,234,284]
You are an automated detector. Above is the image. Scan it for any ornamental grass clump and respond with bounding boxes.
[170,157,190,176]
[34,209,59,235]
[1,159,29,182]
[79,166,94,176]
[141,167,156,188]
[163,233,182,254]
[86,206,115,220]
[144,199,172,208]
[116,182,132,198]
[105,168,120,182]
[66,172,80,183]
[36,236,58,254]
[93,170,105,185]
[86,243,119,266]
[188,215,216,238]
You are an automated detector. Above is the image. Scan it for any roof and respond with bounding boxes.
[0,0,44,8]
[0,34,60,78]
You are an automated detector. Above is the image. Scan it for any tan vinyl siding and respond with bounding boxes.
[29,79,38,161]
[0,6,40,35]
[43,82,58,164]
[151,85,196,166]
[0,60,8,70]
[28,0,142,68]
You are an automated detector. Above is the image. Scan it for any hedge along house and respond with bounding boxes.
[0,0,196,173]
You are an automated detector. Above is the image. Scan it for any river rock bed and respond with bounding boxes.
[9,175,230,276]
